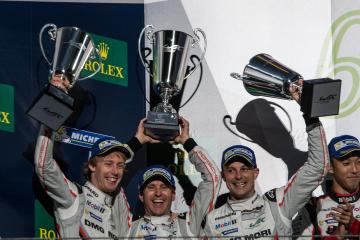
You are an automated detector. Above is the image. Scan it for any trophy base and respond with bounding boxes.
[144,111,180,141]
[301,78,341,118]
[27,84,74,131]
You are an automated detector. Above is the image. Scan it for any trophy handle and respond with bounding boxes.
[77,47,102,81]
[183,28,207,80]
[138,24,155,77]
[39,23,57,66]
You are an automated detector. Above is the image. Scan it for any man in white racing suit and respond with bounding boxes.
[293,135,360,239]
[203,83,329,239]
[128,117,222,238]
[34,117,158,238]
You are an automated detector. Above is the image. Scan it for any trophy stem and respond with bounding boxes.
[153,88,177,113]
[161,88,172,105]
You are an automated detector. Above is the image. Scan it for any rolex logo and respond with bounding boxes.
[98,42,109,61]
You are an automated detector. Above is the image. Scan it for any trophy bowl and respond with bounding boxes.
[231,53,342,118]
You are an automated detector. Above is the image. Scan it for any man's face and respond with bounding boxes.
[89,151,126,194]
[222,160,259,200]
[139,179,175,216]
[330,155,360,194]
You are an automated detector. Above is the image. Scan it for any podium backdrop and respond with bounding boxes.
[1,0,360,238]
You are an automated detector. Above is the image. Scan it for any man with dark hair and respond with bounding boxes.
[203,85,329,238]
[128,117,221,238]
[293,135,360,239]
[34,118,158,238]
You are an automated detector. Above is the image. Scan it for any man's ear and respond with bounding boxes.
[328,163,334,174]
[89,163,96,173]
[139,193,144,203]
[171,191,175,202]
[253,168,260,180]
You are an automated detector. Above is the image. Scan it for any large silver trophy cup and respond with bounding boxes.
[27,23,101,130]
[138,25,206,141]
[231,53,341,118]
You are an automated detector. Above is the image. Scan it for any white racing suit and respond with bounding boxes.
[34,125,137,238]
[292,186,360,239]
[204,120,329,239]
[128,138,222,238]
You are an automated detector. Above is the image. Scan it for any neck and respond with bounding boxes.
[229,191,256,202]
[331,181,359,195]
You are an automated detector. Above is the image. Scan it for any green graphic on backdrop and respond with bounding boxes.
[34,200,56,239]
[0,83,14,132]
[317,10,360,118]
[81,34,128,87]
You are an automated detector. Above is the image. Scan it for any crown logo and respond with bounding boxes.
[98,42,109,61]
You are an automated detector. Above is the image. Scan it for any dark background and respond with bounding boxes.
[0,1,145,237]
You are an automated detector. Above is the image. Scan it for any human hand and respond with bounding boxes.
[331,199,355,229]
[170,116,190,145]
[134,118,161,144]
[329,198,355,239]
[50,74,71,93]
[289,79,303,104]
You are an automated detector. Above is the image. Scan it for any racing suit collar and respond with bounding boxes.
[328,186,360,203]
[84,181,113,207]
[227,192,259,211]
[144,215,172,224]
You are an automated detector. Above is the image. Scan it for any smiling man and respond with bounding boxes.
[34,117,159,238]
[128,117,221,238]
[293,135,360,239]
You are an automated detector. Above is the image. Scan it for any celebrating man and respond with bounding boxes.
[203,83,329,239]
[128,117,221,238]
[34,84,158,239]
[293,135,360,239]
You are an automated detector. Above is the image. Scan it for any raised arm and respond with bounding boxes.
[173,117,222,235]
[277,118,329,220]
[34,124,78,209]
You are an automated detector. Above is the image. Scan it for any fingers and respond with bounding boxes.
[330,202,355,226]
[50,75,70,92]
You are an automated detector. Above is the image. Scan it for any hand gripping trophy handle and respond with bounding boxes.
[138,25,207,79]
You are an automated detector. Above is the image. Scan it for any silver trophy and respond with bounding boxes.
[27,23,101,130]
[231,53,341,118]
[138,25,206,140]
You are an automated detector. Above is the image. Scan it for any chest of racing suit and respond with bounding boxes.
[293,187,360,239]
[55,182,124,238]
[204,193,276,239]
